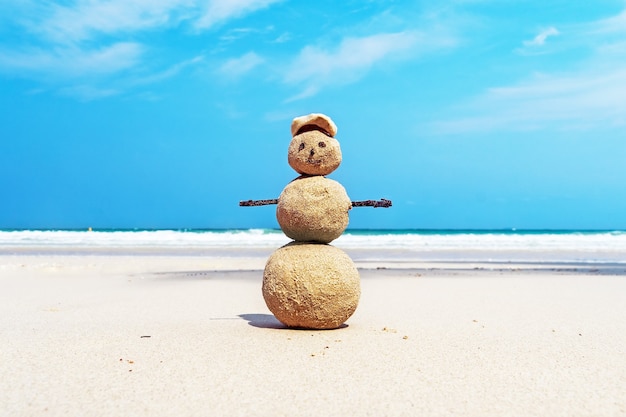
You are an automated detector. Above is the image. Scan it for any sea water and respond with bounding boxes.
[1,229,625,263]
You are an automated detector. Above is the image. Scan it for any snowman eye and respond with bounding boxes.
[318,142,326,148]
[298,143,305,151]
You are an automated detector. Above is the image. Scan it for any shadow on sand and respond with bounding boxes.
[239,313,349,330]
[239,313,286,329]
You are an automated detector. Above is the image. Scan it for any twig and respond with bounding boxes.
[351,199,392,208]
[240,198,392,208]
[239,199,279,207]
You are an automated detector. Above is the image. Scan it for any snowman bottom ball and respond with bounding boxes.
[262,242,360,330]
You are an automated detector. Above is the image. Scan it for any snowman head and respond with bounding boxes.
[288,113,342,176]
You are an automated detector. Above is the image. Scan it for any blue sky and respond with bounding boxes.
[1,0,626,230]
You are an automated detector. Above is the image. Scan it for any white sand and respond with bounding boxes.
[1,254,625,416]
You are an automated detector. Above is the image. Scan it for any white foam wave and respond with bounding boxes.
[0,230,290,248]
[1,230,625,254]
[337,232,626,252]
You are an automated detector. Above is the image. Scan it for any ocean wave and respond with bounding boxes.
[1,229,626,253]
[0,229,289,248]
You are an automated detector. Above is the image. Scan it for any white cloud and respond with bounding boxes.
[273,32,291,43]
[0,42,143,78]
[31,0,193,44]
[283,31,421,101]
[515,27,560,55]
[284,86,319,102]
[430,7,626,134]
[0,0,283,99]
[194,0,283,30]
[0,1,186,89]
[133,55,205,85]
[216,52,264,79]
[587,8,626,35]
[219,27,257,43]
[20,0,284,43]
[430,68,626,134]
[15,0,287,44]
[286,32,418,83]
[59,84,121,101]
[217,25,276,45]
[523,27,559,47]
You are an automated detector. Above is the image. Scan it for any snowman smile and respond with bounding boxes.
[307,158,323,164]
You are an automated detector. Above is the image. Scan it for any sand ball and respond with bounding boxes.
[288,130,342,176]
[263,242,360,329]
[277,176,351,243]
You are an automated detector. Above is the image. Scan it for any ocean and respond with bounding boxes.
[1,229,625,263]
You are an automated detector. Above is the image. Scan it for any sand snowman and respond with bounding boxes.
[241,113,391,329]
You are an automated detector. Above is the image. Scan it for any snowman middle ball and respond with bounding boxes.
[277,176,351,243]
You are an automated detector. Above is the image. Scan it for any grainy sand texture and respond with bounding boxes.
[1,251,626,417]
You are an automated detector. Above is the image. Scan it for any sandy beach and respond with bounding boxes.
[1,248,626,417]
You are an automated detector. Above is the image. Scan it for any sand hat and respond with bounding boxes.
[290,113,337,137]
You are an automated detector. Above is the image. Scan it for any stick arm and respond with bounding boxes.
[239,199,279,207]
[351,198,392,208]
[239,198,392,208]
